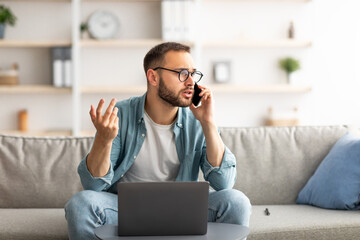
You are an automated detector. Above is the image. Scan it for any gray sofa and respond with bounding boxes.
[1,125,359,240]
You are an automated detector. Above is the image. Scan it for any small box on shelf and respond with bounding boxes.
[0,63,19,85]
[265,107,299,127]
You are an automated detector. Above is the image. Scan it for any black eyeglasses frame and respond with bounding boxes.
[152,67,203,83]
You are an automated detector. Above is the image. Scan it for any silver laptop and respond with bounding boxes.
[117,181,209,236]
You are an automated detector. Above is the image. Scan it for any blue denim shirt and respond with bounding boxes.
[78,93,237,193]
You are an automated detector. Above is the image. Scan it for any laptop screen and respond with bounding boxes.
[117,181,209,236]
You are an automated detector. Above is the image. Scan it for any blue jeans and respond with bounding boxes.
[65,189,251,240]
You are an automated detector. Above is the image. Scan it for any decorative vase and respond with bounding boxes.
[286,73,294,84]
[0,24,5,39]
[286,73,291,84]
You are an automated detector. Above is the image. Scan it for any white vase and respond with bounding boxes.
[286,73,292,84]
[287,72,299,85]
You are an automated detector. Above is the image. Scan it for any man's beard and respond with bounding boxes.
[158,77,192,107]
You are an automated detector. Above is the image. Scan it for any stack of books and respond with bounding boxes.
[0,63,19,85]
[51,47,72,88]
[161,0,195,42]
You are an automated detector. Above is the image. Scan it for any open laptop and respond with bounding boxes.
[117,181,209,236]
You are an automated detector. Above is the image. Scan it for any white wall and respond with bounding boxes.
[1,0,360,132]
[199,0,360,127]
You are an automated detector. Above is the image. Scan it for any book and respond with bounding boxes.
[51,47,72,87]
[64,47,72,87]
[51,47,64,87]
[161,0,195,42]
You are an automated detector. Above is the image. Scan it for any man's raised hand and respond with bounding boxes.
[89,98,119,143]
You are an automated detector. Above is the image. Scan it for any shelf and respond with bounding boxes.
[203,0,311,2]
[0,130,73,137]
[81,85,147,94]
[0,85,72,94]
[81,84,311,94]
[1,0,71,2]
[82,0,162,2]
[80,39,308,49]
[0,40,71,48]
[209,84,312,93]
[80,39,194,48]
[203,39,312,48]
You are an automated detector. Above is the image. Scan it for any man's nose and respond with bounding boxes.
[184,74,195,87]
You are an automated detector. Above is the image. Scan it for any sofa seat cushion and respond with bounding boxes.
[0,208,68,240]
[249,205,360,240]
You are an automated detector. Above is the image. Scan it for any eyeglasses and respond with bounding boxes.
[153,67,203,83]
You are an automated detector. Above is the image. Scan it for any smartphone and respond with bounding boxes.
[192,83,202,107]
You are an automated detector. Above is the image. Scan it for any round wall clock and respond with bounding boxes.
[88,10,120,39]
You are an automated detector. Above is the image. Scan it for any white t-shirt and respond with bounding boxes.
[120,111,180,182]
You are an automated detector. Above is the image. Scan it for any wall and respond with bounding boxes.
[1,0,359,132]
[199,0,360,127]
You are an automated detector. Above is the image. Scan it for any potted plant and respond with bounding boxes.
[80,22,88,39]
[279,57,300,84]
[0,5,17,39]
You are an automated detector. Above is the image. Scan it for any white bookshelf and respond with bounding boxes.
[81,84,311,94]
[0,0,313,136]
[80,39,195,48]
[0,40,71,48]
[202,39,312,48]
[0,85,71,94]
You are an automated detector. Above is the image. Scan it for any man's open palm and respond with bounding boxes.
[89,98,119,143]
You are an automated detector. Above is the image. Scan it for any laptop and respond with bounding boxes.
[117,181,209,236]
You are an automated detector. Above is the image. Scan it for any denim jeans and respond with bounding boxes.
[65,189,251,240]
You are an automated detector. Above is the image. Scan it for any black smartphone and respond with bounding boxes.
[192,83,202,107]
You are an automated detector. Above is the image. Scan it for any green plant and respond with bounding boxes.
[80,22,88,32]
[0,5,17,26]
[279,57,300,74]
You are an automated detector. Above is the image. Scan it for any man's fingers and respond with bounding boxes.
[103,98,117,120]
[114,116,119,130]
[199,88,211,101]
[96,99,105,121]
[109,107,118,124]
[89,105,96,122]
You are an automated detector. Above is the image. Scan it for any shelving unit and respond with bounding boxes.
[80,39,195,48]
[0,85,71,94]
[208,84,312,93]
[81,84,311,94]
[204,0,311,2]
[0,0,312,136]
[202,39,312,48]
[0,40,71,48]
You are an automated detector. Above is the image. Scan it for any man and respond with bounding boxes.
[65,42,251,240]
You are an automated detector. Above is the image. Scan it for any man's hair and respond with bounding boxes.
[143,42,191,76]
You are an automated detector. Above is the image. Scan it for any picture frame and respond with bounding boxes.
[213,61,231,83]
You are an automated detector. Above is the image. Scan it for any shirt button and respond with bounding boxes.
[178,123,182,127]
[142,133,145,137]
[121,174,124,178]
[133,156,136,159]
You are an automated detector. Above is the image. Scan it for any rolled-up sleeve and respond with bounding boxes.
[201,145,237,191]
[77,134,121,192]
[77,155,114,191]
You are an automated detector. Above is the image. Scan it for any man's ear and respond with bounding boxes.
[147,69,159,87]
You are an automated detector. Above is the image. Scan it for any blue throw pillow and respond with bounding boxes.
[296,132,360,210]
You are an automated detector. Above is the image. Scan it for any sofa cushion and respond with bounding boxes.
[249,205,360,240]
[0,208,68,240]
[219,125,351,205]
[296,132,360,210]
[0,134,93,208]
